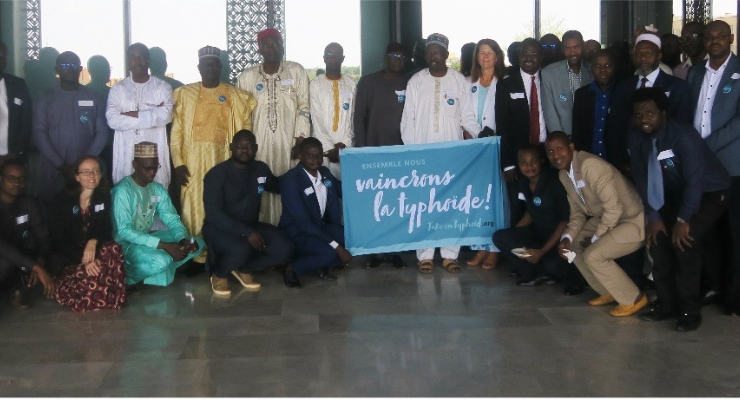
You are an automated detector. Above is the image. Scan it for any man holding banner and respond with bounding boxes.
[400,33,482,274]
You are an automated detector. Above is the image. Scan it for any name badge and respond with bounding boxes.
[511,93,525,99]
[664,91,671,98]
[576,180,586,189]
[517,192,526,201]
[657,149,675,160]
[13,98,22,106]
[732,73,740,80]
[257,177,267,184]
[78,100,94,107]
[151,195,161,203]
[281,79,294,86]
[94,203,105,212]
[16,214,28,225]
[304,187,315,196]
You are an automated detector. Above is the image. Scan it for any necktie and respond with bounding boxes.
[640,77,649,89]
[647,137,664,210]
[529,75,540,145]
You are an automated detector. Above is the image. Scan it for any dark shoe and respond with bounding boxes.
[391,255,407,269]
[639,304,678,322]
[701,290,720,306]
[517,275,557,287]
[10,290,29,310]
[509,271,521,279]
[563,285,585,296]
[364,256,382,269]
[182,261,206,278]
[315,268,337,281]
[642,278,655,291]
[725,303,740,316]
[283,269,302,288]
[675,313,702,331]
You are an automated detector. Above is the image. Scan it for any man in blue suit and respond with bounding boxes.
[687,20,740,316]
[279,137,351,288]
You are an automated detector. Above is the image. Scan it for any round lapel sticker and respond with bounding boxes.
[559,93,567,102]
[447,99,455,105]
[397,95,405,103]
[533,197,542,206]
[471,86,478,93]
[665,159,674,167]
[79,113,89,123]
[723,84,732,94]
[218,95,227,102]
[256,83,264,91]
[342,103,350,110]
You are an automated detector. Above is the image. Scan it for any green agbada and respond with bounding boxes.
[111,176,204,286]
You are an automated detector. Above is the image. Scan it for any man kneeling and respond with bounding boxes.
[279,137,351,288]
[202,130,294,295]
[112,142,203,287]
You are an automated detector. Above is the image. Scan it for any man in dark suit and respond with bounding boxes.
[610,34,692,177]
[687,20,740,316]
[496,38,547,227]
[0,42,33,164]
[279,137,351,288]
[629,88,730,331]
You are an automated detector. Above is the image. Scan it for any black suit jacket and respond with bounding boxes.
[571,83,622,168]
[50,188,113,263]
[1,73,32,156]
[609,70,692,170]
[496,71,545,171]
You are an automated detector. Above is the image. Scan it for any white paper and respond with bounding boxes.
[732,73,740,80]
[15,214,28,225]
[94,203,105,212]
[518,192,526,201]
[510,93,525,99]
[657,149,675,160]
[13,98,22,106]
[304,187,315,196]
[257,177,267,184]
[78,100,94,107]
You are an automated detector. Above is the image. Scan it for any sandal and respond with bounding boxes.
[417,259,434,274]
[481,252,499,270]
[442,258,462,274]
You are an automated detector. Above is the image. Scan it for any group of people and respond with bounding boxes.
[0,20,739,332]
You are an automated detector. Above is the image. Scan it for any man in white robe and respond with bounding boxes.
[309,42,356,179]
[236,28,311,226]
[400,33,481,274]
[107,43,174,189]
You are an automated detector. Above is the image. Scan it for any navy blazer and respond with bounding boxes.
[278,164,342,243]
[1,73,32,156]
[496,71,546,171]
[608,70,692,170]
[687,53,740,176]
[628,119,730,224]
[571,83,623,169]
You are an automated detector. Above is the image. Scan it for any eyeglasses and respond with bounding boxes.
[541,43,558,49]
[59,63,79,71]
[387,54,407,61]
[2,175,26,184]
[78,169,102,177]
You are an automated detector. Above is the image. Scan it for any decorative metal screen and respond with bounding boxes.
[226,0,285,83]
[26,0,41,59]
[685,0,712,25]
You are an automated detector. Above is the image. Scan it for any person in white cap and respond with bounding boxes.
[400,32,482,275]
[170,45,257,263]
[609,32,691,178]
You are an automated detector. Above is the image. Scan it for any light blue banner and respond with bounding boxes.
[341,137,506,255]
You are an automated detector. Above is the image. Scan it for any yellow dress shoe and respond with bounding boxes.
[609,294,648,317]
[588,293,616,306]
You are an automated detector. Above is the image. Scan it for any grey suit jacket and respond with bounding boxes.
[541,60,594,135]
[559,151,644,244]
[687,53,740,176]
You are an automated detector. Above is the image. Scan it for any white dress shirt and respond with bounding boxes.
[635,68,661,89]
[520,69,547,142]
[0,79,8,155]
[694,55,731,138]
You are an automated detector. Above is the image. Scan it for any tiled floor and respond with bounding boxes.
[1,250,739,397]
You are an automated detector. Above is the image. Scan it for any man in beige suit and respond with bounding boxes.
[545,132,648,317]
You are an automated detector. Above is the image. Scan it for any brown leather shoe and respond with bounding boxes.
[231,270,261,290]
[588,293,616,306]
[609,294,648,317]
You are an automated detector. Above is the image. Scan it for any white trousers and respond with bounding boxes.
[416,247,460,261]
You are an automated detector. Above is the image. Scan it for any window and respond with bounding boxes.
[540,0,600,43]
[422,0,535,68]
[39,0,124,83]
[284,0,361,80]
[713,0,738,55]
[130,0,226,85]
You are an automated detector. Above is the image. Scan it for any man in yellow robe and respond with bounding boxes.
[170,46,257,262]
[237,28,311,226]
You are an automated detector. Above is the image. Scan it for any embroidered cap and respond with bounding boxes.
[257,28,282,43]
[134,142,158,159]
[198,45,221,60]
[426,33,449,50]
